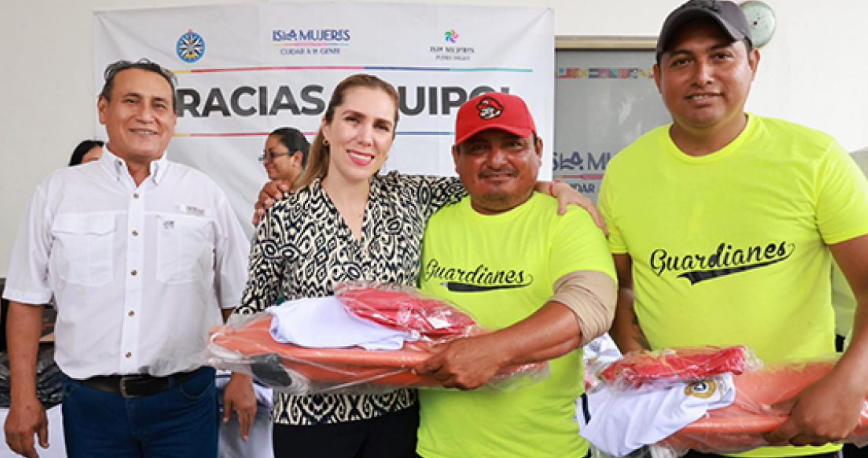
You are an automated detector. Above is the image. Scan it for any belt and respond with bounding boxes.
[80,368,201,398]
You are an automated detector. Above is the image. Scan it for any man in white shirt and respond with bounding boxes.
[2,59,251,458]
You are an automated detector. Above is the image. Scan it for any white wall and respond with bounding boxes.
[2,0,866,277]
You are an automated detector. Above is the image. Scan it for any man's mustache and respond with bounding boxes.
[479,167,518,178]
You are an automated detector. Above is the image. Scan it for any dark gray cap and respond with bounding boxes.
[656,0,752,61]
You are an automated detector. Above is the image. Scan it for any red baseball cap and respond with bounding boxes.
[454,92,537,146]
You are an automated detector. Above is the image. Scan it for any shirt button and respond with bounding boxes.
[132,230,139,237]
[128,311,135,317]
[133,193,140,199]
[131,270,138,276]
[125,352,132,358]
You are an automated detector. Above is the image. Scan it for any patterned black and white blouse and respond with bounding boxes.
[235,171,465,425]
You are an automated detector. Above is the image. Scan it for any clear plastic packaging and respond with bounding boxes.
[596,345,761,391]
[583,346,868,457]
[583,334,623,392]
[335,282,478,338]
[207,283,548,395]
[657,358,868,456]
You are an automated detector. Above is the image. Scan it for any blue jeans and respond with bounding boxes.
[61,367,218,458]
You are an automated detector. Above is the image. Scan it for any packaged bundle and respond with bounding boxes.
[579,346,868,457]
[207,283,547,395]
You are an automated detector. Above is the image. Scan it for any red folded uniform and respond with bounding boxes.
[336,283,477,338]
[598,346,752,389]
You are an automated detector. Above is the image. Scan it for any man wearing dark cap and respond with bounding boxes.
[600,1,868,457]
[413,92,617,458]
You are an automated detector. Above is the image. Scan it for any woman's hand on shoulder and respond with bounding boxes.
[252,180,293,225]
[550,181,608,235]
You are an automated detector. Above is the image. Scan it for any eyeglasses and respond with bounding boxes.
[258,150,292,163]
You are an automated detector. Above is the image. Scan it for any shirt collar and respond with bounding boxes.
[99,146,169,185]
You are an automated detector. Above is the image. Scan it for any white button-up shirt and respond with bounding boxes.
[3,148,250,378]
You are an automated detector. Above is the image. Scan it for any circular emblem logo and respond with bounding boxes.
[177,29,205,63]
[684,380,717,399]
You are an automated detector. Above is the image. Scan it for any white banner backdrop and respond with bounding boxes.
[95,3,554,235]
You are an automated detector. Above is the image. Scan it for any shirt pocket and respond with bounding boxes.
[156,214,214,284]
[50,214,116,287]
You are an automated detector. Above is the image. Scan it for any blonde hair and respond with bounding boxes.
[297,74,400,188]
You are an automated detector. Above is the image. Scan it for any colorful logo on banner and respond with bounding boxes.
[176,29,205,63]
[272,28,352,56]
[431,29,474,62]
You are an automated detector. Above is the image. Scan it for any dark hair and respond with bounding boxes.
[270,127,311,168]
[69,139,105,166]
[297,74,400,188]
[99,59,178,113]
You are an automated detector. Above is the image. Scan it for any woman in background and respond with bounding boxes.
[260,127,310,185]
[68,139,104,166]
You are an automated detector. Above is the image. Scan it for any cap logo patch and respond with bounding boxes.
[476,97,504,120]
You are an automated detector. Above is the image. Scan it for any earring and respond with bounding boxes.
[323,138,330,146]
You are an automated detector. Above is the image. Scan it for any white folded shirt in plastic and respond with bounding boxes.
[584,333,623,369]
[266,296,419,350]
[577,373,736,457]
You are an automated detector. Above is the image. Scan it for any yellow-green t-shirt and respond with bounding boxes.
[417,193,615,458]
[600,114,868,457]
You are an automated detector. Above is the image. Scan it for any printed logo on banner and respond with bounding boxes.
[552,150,611,194]
[272,28,352,57]
[430,29,474,62]
[176,29,206,63]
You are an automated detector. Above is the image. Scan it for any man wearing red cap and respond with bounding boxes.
[413,92,617,458]
[600,1,868,457]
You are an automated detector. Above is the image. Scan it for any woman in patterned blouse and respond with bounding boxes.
[228,74,592,458]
